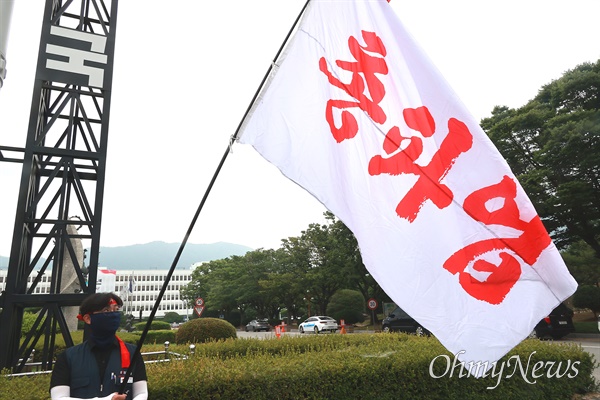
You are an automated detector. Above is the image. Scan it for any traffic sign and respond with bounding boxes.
[367,298,378,310]
[194,297,205,317]
[194,305,205,317]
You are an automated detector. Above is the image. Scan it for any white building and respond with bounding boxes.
[114,269,194,318]
[0,267,195,319]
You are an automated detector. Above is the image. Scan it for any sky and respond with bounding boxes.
[1,0,599,261]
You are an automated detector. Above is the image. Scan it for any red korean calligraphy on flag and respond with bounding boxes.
[238,0,577,374]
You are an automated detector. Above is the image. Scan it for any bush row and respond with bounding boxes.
[23,330,177,357]
[2,334,597,399]
[133,320,172,331]
[146,334,598,399]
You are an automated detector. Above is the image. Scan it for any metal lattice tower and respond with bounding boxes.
[0,0,118,372]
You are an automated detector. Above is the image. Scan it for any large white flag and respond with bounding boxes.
[238,0,577,371]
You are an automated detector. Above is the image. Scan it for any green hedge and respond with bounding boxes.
[24,330,174,357]
[2,334,598,399]
[175,318,237,344]
[144,330,176,345]
[133,320,171,331]
[574,322,599,334]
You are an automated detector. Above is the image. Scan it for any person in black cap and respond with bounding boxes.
[50,292,148,400]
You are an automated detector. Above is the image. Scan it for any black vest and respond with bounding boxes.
[64,340,136,399]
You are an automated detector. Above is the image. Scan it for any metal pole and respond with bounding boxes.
[118,0,312,393]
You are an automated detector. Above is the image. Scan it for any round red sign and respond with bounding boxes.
[367,298,378,310]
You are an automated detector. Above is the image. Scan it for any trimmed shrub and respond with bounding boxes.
[163,312,184,324]
[326,289,365,324]
[29,331,142,358]
[27,331,173,360]
[175,318,237,344]
[133,320,171,331]
[144,330,176,345]
[117,331,142,344]
[2,334,598,399]
[146,335,600,399]
[28,331,83,358]
[21,312,41,337]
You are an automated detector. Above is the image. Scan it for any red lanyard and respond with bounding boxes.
[116,336,130,369]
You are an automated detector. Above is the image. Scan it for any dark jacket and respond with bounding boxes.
[64,340,136,399]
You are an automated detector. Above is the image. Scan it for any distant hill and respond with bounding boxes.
[96,241,253,270]
[0,241,253,271]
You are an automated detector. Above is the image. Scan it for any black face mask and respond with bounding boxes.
[89,311,121,347]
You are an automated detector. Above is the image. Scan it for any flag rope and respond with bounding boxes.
[117,0,312,394]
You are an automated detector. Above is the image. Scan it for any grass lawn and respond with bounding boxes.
[573,310,599,334]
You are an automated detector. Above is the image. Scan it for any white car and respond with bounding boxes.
[299,316,338,334]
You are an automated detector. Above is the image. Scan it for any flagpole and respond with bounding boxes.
[129,271,134,318]
[124,273,128,315]
[117,1,312,393]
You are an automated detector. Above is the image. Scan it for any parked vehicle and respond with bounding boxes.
[299,316,338,334]
[245,319,271,332]
[382,306,429,336]
[531,303,575,340]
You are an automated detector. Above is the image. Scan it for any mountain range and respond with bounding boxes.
[0,241,254,271]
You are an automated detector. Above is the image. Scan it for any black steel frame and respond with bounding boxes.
[0,0,118,372]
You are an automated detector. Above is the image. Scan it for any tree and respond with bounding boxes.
[326,289,365,324]
[180,261,214,308]
[206,255,254,327]
[182,250,287,327]
[561,241,600,286]
[573,285,600,318]
[324,212,390,322]
[294,221,351,315]
[238,249,282,320]
[180,258,240,324]
[262,247,306,324]
[481,60,600,259]
[163,311,184,324]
